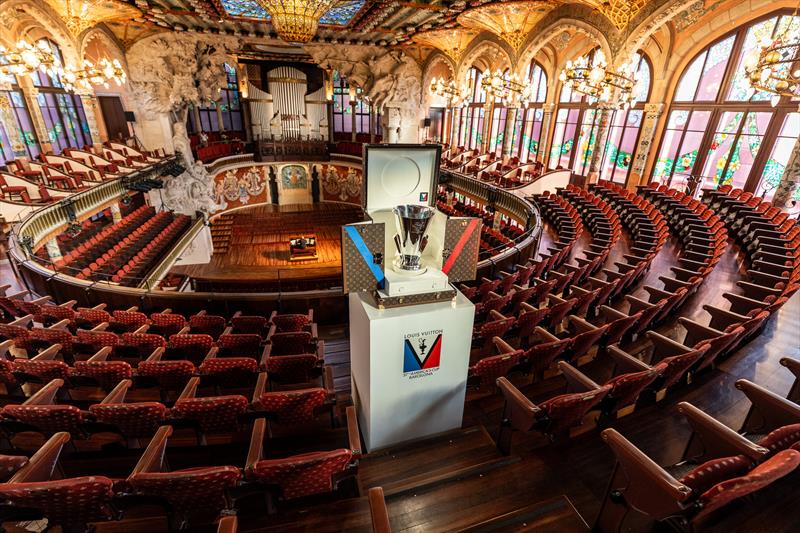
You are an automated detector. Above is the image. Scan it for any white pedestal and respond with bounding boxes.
[349,290,475,451]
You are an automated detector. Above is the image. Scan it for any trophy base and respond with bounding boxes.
[383,267,450,297]
[392,261,428,276]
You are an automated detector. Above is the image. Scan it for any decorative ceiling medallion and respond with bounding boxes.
[44,0,142,38]
[457,1,560,53]
[412,28,480,64]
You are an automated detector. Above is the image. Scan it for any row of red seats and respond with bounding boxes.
[54,205,154,271]
[596,373,800,530]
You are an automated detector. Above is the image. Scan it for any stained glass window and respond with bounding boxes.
[549,108,580,170]
[598,52,651,185]
[220,0,365,26]
[32,39,91,153]
[0,79,40,164]
[332,70,378,136]
[452,68,488,149]
[508,61,547,163]
[757,113,799,201]
[653,11,800,195]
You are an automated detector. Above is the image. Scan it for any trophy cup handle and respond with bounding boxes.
[394,234,403,255]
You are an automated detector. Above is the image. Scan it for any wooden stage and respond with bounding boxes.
[171,203,364,292]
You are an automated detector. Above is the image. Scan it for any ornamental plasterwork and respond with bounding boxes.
[457,1,562,53]
[322,164,362,202]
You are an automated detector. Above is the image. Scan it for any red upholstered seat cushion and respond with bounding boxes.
[604,367,662,410]
[539,385,611,435]
[189,314,226,338]
[13,359,71,381]
[89,402,167,439]
[73,360,133,389]
[757,424,800,454]
[250,449,353,499]
[217,334,262,357]
[256,388,328,424]
[695,450,800,521]
[199,357,259,387]
[111,310,149,330]
[171,395,249,433]
[128,466,241,517]
[268,332,315,356]
[0,455,28,482]
[271,314,311,332]
[1,404,84,435]
[0,476,116,526]
[265,354,319,383]
[137,360,196,390]
[0,359,18,387]
[679,455,752,496]
[231,315,268,335]
[469,350,521,390]
[120,332,167,354]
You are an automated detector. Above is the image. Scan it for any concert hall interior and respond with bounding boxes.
[0,0,799,532]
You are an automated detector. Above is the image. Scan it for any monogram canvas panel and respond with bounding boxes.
[442,217,481,283]
[342,223,385,293]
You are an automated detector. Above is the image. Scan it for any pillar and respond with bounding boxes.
[19,82,53,155]
[216,105,225,132]
[540,103,555,167]
[629,103,665,189]
[79,94,100,145]
[772,138,800,208]
[501,108,517,158]
[481,102,493,153]
[0,92,27,159]
[45,238,62,262]
[110,202,123,223]
[193,106,202,134]
[369,105,376,143]
[587,108,611,184]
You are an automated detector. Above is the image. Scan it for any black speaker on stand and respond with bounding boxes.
[125,111,145,150]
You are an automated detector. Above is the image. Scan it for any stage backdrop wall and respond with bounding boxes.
[209,160,363,214]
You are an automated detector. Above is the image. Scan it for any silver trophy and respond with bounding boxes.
[393,204,435,273]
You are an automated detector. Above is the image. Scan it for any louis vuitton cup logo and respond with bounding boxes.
[403,329,443,374]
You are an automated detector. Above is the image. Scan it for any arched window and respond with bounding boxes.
[509,61,548,163]
[488,69,511,156]
[188,63,243,134]
[549,48,603,174]
[652,11,800,199]
[33,38,92,153]
[598,52,652,185]
[452,67,486,149]
[0,71,39,163]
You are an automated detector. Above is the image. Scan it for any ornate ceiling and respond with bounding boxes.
[95,0,660,51]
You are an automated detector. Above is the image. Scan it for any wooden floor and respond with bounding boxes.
[171,203,364,289]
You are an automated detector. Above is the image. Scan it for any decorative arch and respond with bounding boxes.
[457,37,513,82]
[515,20,611,80]
[81,27,128,69]
[0,0,80,66]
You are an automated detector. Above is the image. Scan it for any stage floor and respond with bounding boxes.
[171,203,365,290]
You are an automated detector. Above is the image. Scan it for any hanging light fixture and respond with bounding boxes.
[479,70,535,108]
[0,40,56,79]
[57,57,127,93]
[255,0,339,43]
[559,50,641,109]
[429,77,471,107]
[742,12,800,107]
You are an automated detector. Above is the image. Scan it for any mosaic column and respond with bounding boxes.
[110,202,123,223]
[587,107,611,184]
[45,238,62,262]
[0,91,27,159]
[79,94,100,145]
[629,103,665,189]
[481,102,493,153]
[540,103,555,167]
[501,108,517,158]
[18,81,52,155]
[772,138,800,208]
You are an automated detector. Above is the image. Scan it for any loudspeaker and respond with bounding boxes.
[423,118,431,128]
[124,111,136,123]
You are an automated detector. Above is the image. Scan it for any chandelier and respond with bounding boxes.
[559,50,640,109]
[58,58,127,94]
[743,14,800,106]
[429,77,470,107]
[255,0,339,43]
[44,0,142,38]
[0,40,56,79]
[480,70,536,108]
